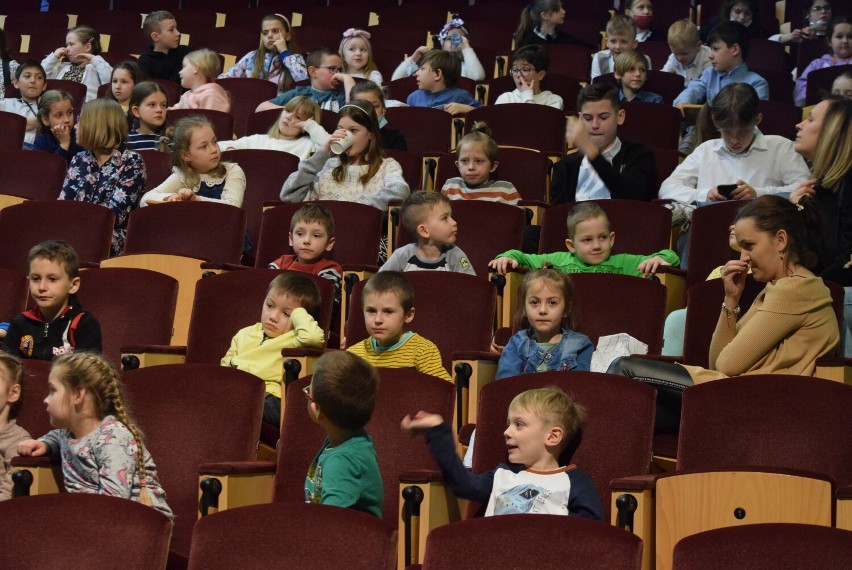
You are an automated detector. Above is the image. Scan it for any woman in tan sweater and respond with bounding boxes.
[608,194,840,432]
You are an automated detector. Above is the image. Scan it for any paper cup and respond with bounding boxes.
[330,132,355,155]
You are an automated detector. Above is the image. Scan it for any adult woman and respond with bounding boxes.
[609,195,839,432]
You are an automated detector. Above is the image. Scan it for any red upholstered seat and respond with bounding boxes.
[0,112,26,151]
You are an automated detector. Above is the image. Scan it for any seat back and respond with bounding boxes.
[16,359,53,439]
[0,267,27,324]
[137,149,172,191]
[384,149,424,193]
[45,79,86,116]
[274,370,456,526]
[0,150,67,201]
[757,100,801,139]
[751,67,795,104]
[544,44,594,82]
[0,112,26,151]
[686,201,745,289]
[384,107,453,154]
[620,101,682,151]
[0,494,172,568]
[123,364,265,561]
[0,201,114,273]
[217,78,279,137]
[652,147,680,191]
[473,372,655,521]
[166,108,235,141]
[464,104,566,154]
[805,64,852,105]
[245,108,282,136]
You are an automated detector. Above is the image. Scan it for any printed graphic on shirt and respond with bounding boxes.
[305,459,322,504]
[20,335,33,357]
[494,484,551,515]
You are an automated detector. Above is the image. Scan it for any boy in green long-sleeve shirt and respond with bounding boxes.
[489,202,679,275]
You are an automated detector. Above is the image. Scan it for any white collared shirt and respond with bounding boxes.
[576,137,622,201]
[662,45,713,87]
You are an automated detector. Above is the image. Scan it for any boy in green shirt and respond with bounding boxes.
[489,202,678,275]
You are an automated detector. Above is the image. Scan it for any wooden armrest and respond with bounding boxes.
[121,344,187,355]
[198,461,276,475]
[80,261,101,269]
[516,199,548,208]
[399,469,444,484]
[281,348,325,358]
[120,345,187,370]
[839,484,852,530]
[11,455,58,468]
[341,264,379,273]
[261,200,280,209]
[611,473,659,492]
[654,266,686,277]
[200,262,247,272]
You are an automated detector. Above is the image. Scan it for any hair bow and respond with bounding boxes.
[438,18,469,43]
[343,28,371,40]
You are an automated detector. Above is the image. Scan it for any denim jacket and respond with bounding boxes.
[496,328,594,379]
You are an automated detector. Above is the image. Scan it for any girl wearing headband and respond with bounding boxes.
[391,18,485,81]
[339,28,383,85]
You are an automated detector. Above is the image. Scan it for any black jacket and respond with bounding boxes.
[136,45,191,85]
[814,172,852,287]
[3,296,102,360]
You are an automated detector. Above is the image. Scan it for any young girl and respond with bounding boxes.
[218,13,307,93]
[514,0,594,49]
[701,0,769,42]
[218,95,326,159]
[58,99,146,256]
[795,17,852,106]
[141,115,246,207]
[0,353,30,502]
[624,0,662,42]
[32,89,82,159]
[0,28,19,100]
[771,0,833,44]
[107,60,144,112]
[171,48,230,113]
[127,81,169,152]
[391,19,485,81]
[16,352,172,518]
[41,25,113,102]
[441,122,521,205]
[280,99,409,211]
[496,269,593,378]
[339,28,382,85]
[349,80,407,151]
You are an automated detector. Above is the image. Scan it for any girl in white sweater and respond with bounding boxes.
[41,25,112,102]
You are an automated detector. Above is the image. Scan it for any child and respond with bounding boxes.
[280,99,409,212]
[268,203,343,299]
[615,49,663,103]
[127,81,169,152]
[16,352,172,518]
[32,89,82,159]
[346,271,451,381]
[494,45,563,109]
[0,353,30,502]
[624,0,663,42]
[349,81,407,151]
[662,19,712,87]
[591,15,639,81]
[661,83,811,204]
[551,83,657,204]
[391,19,486,82]
[406,50,480,113]
[0,28,19,100]
[340,28,382,85]
[382,192,476,275]
[171,48,230,113]
[41,25,112,102]
[441,123,521,204]
[304,351,383,518]
[514,0,595,49]
[141,115,246,207]
[674,21,769,107]
[219,95,327,160]
[222,272,325,427]
[219,13,307,93]
[58,99,146,256]
[701,0,770,43]
[401,385,603,519]
[489,202,677,276]
[771,0,833,44]
[0,60,47,148]
[107,60,144,112]
[833,70,852,98]
[136,10,190,85]
[795,16,852,106]
[257,47,354,113]
[2,240,102,360]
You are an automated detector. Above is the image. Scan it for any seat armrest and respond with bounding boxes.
[11,455,58,468]
[837,484,852,500]
[654,266,686,277]
[611,473,659,492]
[400,469,444,484]
[838,484,852,530]
[261,200,280,209]
[121,344,187,355]
[120,345,188,370]
[281,348,325,358]
[341,264,379,273]
[198,461,276,516]
[198,461,276,475]
[80,261,101,269]
[451,351,500,362]
[200,262,248,272]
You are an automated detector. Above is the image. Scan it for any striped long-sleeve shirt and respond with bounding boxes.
[347,332,451,381]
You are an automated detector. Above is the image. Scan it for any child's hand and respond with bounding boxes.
[459,36,470,50]
[730,180,756,200]
[517,74,535,93]
[166,188,196,202]
[70,52,94,65]
[443,103,474,115]
[324,128,350,153]
[488,256,519,275]
[17,439,48,456]
[637,256,670,277]
[331,72,351,88]
[675,102,688,114]
[273,37,289,53]
[566,116,596,158]
[53,123,71,148]
[790,179,817,205]
[401,411,444,434]
[53,47,67,59]
[411,46,430,64]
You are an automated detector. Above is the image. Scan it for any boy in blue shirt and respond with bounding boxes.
[406,50,481,113]
[258,48,355,113]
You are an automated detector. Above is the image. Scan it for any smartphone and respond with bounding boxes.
[717,184,737,199]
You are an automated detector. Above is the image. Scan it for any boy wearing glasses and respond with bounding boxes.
[495,45,564,110]
[257,47,355,112]
[304,351,383,518]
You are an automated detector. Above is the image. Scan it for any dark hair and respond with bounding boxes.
[0,352,24,419]
[28,240,79,278]
[350,80,386,107]
[513,269,576,331]
[421,50,462,87]
[711,83,760,130]
[828,15,852,45]
[266,272,322,319]
[143,10,176,40]
[106,61,144,104]
[577,82,621,113]
[333,99,383,185]
[736,194,822,269]
[290,203,335,237]
[362,271,415,313]
[515,0,563,44]
[311,351,379,431]
[15,59,46,81]
[401,191,452,237]
[68,25,102,56]
[306,47,339,69]
[511,44,550,72]
[707,20,750,60]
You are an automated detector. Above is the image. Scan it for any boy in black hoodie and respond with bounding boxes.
[136,10,191,85]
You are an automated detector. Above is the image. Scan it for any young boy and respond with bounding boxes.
[550,83,657,204]
[660,83,811,204]
[615,49,663,103]
[401,386,603,518]
[0,60,47,148]
[673,21,768,108]
[305,351,383,518]
[489,202,678,276]
[257,48,354,113]
[381,192,475,275]
[346,272,451,382]
[268,204,343,298]
[662,19,712,88]
[136,11,190,85]
[591,15,639,81]
[0,354,30,501]
[3,240,102,360]
[494,45,563,110]
[406,50,481,114]
[221,272,325,427]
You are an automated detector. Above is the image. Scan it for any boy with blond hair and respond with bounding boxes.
[347,272,451,382]
[382,192,475,275]
[591,15,643,80]
[402,385,603,518]
[615,49,663,103]
[136,10,190,84]
[662,19,712,87]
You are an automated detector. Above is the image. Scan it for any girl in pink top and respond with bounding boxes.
[171,48,231,113]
